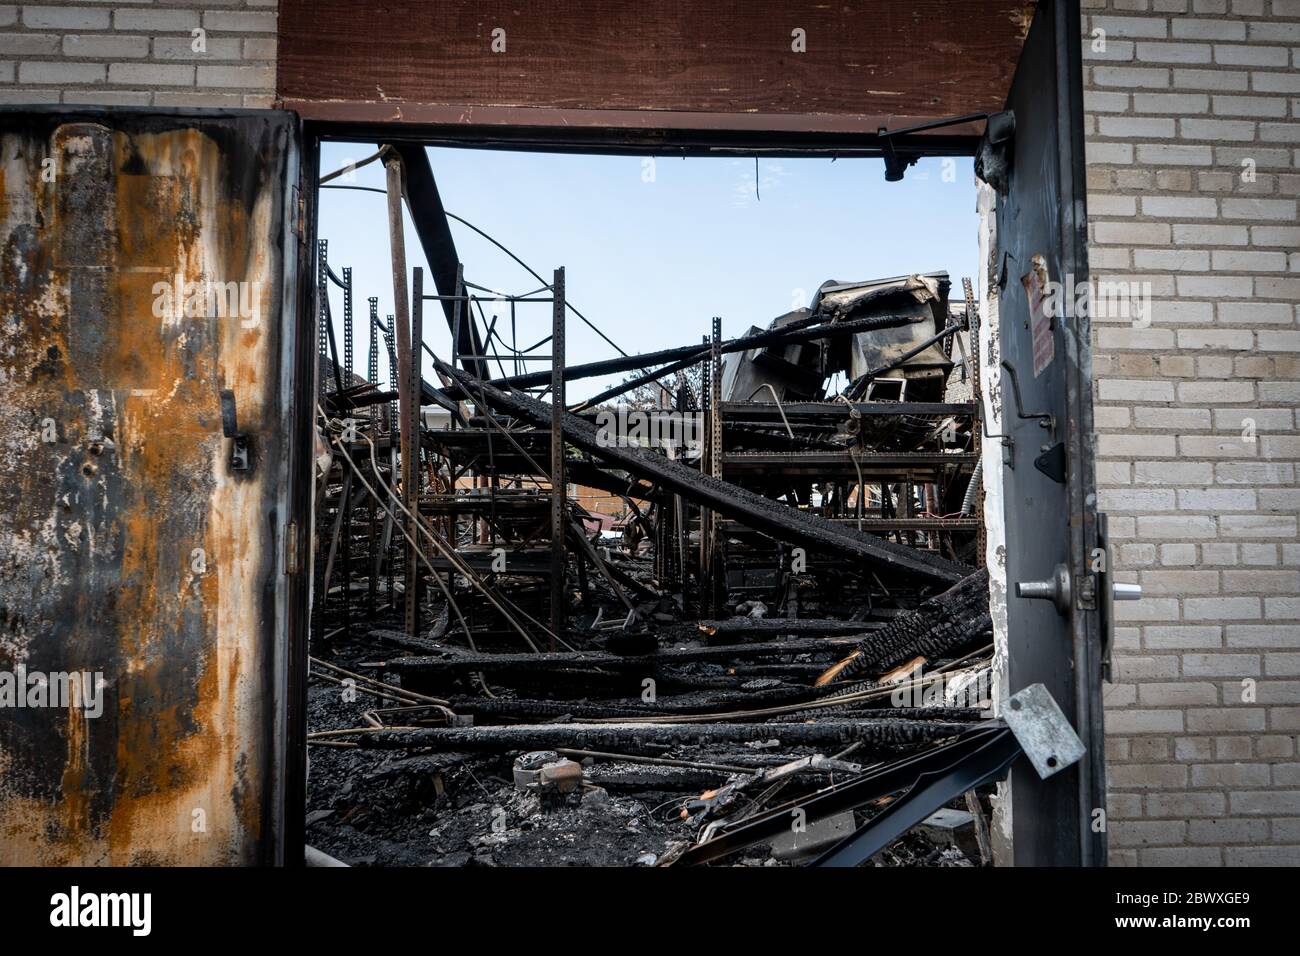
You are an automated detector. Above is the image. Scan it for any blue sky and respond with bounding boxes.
[318,144,979,402]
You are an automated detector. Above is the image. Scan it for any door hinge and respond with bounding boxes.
[285,521,299,574]
[293,185,305,242]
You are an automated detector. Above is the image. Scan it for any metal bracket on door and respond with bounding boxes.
[220,388,250,472]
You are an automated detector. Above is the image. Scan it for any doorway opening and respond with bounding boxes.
[301,133,1002,867]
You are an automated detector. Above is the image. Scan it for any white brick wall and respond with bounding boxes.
[0,1,278,107]
[1085,0,1300,867]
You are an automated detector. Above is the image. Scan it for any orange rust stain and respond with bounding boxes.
[1,122,278,865]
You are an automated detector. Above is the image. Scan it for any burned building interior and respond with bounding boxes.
[304,143,1006,867]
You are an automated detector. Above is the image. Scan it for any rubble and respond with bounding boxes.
[306,144,996,866]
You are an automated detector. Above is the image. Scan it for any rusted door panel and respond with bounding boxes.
[0,110,302,865]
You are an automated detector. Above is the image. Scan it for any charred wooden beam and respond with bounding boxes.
[437,361,970,584]
[820,568,991,683]
[390,142,488,379]
[376,634,862,675]
[352,719,972,752]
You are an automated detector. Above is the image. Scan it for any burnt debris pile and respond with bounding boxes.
[309,150,995,866]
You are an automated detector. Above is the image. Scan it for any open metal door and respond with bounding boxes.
[0,109,308,865]
[994,0,1106,866]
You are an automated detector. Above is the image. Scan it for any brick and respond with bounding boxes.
[1215,44,1290,66]
[1252,71,1300,93]
[1096,406,1133,428]
[1259,489,1300,510]
[1222,198,1298,220]
[18,62,104,85]
[1134,93,1211,115]
[1095,66,1172,88]
[1105,683,1137,707]
[0,33,61,56]
[62,91,152,107]
[1100,434,1178,456]
[1178,488,1257,510]
[1091,16,1170,38]
[1147,791,1226,816]
[1266,597,1300,617]
[1135,249,1210,271]
[1085,90,1131,112]
[1100,489,1178,511]
[1140,846,1223,865]
[1171,225,1249,246]
[1185,597,1262,619]
[1216,736,1255,760]
[1251,224,1300,247]
[152,37,243,60]
[1257,737,1295,757]
[1139,681,1219,704]
[1086,37,1136,62]
[107,63,195,87]
[1187,707,1267,731]
[1109,760,1188,784]
[1156,169,1194,189]
[1178,329,1254,350]
[1215,146,1293,170]
[196,65,275,89]
[1177,380,1254,402]
[1173,19,1246,40]
[1255,277,1300,298]
[1226,625,1299,649]
[1135,461,1214,484]
[1225,571,1300,594]
[1099,379,1175,402]
[1240,543,1280,565]
[1098,328,1175,349]
[1220,514,1298,537]
[1248,21,1300,42]
[1202,542,1240,564]
[202,11,277,33]
[1182,118,1258,140]
[1137,41,1212,63]
[1117,655,1182,680]
[0,89,60,104]
[1099,116,1177,138]
[1136,143,1214,164]
[1192,763,1270,786]
[1225,846,1300,865]
[1183,653,1261,676]
[1141,197,1219,218]
[1134,408,1211,430]
[1173,69,1249,90]
[1230,790,1300,814]
[63,35,148,59]
[1097,223,1170,247]
[1178,436,1255,461]
[1161,543,1199,565]
[1086,141,1135,165]
[243,37,277,60]
[1211,250,1289,271]
[1259,331,1300,351]
[1116,597,1182,621]
[1260,122,1300,142]
[1175,277,1253,299]
[1213,93,1289,116]
[115,10,200,32]
[22,6,110,30]
[1113,820,1188,846]
[1188,818,1269,843]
